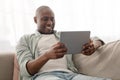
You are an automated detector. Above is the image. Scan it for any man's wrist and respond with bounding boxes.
[93,40,104,49]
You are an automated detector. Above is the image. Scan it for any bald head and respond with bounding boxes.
[35,6,54,17]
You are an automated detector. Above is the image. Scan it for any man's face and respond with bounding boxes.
[35,9,55,34]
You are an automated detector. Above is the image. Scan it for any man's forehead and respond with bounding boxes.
[41,16,54,19]
[41,9,54,15]
[36,7,54,17]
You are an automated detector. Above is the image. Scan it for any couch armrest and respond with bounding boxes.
[13,54,19,80]
[0,53,14,80]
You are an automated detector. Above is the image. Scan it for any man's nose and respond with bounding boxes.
[47,19,53,26]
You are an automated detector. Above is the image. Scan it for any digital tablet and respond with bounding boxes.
[60,31,90,54]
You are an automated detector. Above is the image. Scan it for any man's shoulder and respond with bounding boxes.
[22,33,37,38]
[20,33,38,41]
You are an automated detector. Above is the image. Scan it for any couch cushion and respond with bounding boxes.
[73,40,120,80]
[0,53,14,80]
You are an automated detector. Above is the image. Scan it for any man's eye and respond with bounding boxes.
[51,17,54,21]
[43,18,48,21]
[42,17,54,21]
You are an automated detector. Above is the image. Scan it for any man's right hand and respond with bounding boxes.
[44,42,67,59]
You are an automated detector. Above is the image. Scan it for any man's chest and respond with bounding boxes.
[37,34,59,54]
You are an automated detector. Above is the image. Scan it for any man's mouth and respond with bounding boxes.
[46,26,52,31]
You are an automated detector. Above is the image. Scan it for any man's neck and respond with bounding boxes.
[38,30,55,34]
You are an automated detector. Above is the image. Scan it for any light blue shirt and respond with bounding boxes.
[16,31,78,80]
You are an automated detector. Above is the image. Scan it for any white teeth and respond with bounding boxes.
[46,27,52,30]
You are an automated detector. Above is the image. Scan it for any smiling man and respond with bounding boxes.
[16,6,111,80]
[34,6,55,34]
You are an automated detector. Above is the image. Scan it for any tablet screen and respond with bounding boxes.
[60,31,90,54]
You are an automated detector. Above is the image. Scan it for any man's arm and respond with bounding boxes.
[25,42,67,75]
[26,53,49,75]
[16,36,67,76]
[16,36,50,76]
[16,35,33,76]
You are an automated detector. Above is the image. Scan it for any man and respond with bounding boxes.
[16,6,111,80]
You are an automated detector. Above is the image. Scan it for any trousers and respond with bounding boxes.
[32,71,111,80]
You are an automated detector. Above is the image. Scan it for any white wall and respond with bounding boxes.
[0,0,120,52]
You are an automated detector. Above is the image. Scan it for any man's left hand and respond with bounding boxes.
[81,40,96,56]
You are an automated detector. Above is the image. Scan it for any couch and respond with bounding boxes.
[0,53,19,80]
[73,40,120,80]
[1,40,120,80]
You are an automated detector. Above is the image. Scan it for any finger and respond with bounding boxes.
[88,44,94,49]
[83,42,94,50]
[82,47,96,55]
[82,43,91,49]
[56,53,65,58]
[87,45,95,52]
[54,42,66,49]
[55,48,67,53]
[84,39,92,46]
[89,39,93,43]
[59,43,66,48]
[82,50,92,55]
[53,44,63,49]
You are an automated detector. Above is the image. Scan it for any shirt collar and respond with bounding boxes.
[35,30,60,38]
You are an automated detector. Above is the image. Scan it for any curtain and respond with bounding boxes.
[0,0,120,52]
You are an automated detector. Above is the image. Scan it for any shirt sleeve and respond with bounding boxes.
[16,35,33,77]
[91,36,105,48]
[92,37,105,45]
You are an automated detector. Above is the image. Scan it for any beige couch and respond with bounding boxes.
[73,40,120,80]
[0,53,19,80]
[1,40,120,80]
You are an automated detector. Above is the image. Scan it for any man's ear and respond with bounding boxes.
[34,17,37,23]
